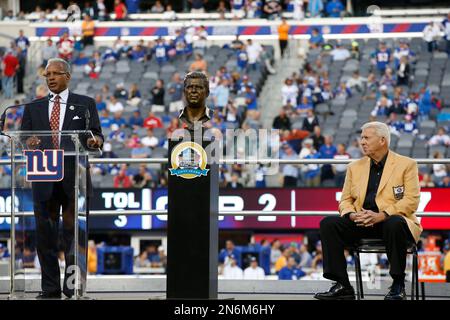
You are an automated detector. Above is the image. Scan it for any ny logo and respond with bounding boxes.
[24,149,64,182]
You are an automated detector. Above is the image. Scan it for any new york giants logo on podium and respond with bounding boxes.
[24,149,64,182]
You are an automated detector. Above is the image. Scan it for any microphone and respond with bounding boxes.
[0,97,50,135]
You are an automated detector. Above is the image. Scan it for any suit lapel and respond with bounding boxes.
[358,157,371,205]
[377,151,396,195]
[62,92,75,131]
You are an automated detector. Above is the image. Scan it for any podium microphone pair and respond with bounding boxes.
[0,94,91,138]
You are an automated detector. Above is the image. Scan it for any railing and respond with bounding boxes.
[2,157,450,165]
[1,157,450,218]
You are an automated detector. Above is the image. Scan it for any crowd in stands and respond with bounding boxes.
[273,20,450,188]
[2,1,352,22]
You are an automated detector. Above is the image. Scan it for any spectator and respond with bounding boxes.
[223,255,244,279]
[380,67,396,89]
[141,128,159,148]
[114,0,127,20]
[270,239,282,266]
[127,83,142,109]
[333,82,352,102]
[281,143,299,187]
[264,0,282,20]
[442,12,450,55]
[95,93,106,112]
[372,41,392,76]
[273,109,291,131]
[350,40,360,59]
[326,0,344,17]
[423,21,440,52]
[310,125,325,151]
[281,78,298,106]
[217,0,228,16]
[167,72,184,113]
[299,138,321,187]
[113,166,132,188]
[291,0,305,20]
[396,56,410,86]
[236,46,249,73]
[127,110,143,130]
[401,114,418,136]
[15,30,30,56]
[15,48,26,94]
[153,37,168,66]
[212,78,230,113]
[143,112,163,129]
[329,43,350,61]
[219,240,241,267]
[131,140,151,159]
[302,109,319,133]
[41,38,58,67]
[1,50,19,99]
[189,53,207,73]
[107,96,124,114]
[246,39,263,71]
[275,247,290,273]
[245,84,258,111]
[163,4,177,21]
[81,14,95,47]
[298,244,313,268]
[231,0,246,19]
[278,17,290,57]
[278,257,306,280]
[432,152,447,184]
[393,40,415,67]
[428,127,450,146]
[57,32,74,61]
[438,176,450,188]
[332,143,350,187]
[189,0,206,13]
[309,28,324,49]
[243,257,265,279]
[318,135,337,181]
[371,96,392,118]
[132,165,154,188]
[308,0,324,18]
[151,79,165,112]
[420,173,435,188]
[226,173,243,189]
[311,240,323,269]
[111,111,127,128]
[96,0,108,21]
[346,71,366,92]
[151,0,165,13]
[347,138,362,159]
[84,60,101,79]
[386,112,404,137]
[3,10,15,21]
[296,95,313,118]
[52,2,67,20]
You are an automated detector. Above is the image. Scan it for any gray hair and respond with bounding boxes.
[45,58,71,74]
[361,121,390,147]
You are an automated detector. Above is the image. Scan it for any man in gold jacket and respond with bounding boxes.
[314,121,422,300]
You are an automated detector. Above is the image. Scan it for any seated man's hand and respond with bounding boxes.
[354,209,386,227]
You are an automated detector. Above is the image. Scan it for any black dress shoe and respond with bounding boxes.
[35,292,61,299]
[314,282,356,300]
[384,282,406,300]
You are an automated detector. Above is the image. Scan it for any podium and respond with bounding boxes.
[3,130,98,299]
[167,137,219,299]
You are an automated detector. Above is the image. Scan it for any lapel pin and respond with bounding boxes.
[69,106,75,110]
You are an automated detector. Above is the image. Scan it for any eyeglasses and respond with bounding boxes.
[42,72,67,78]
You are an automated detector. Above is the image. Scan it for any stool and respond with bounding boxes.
[353,238,419,300]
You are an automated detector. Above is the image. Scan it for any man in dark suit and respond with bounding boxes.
[21,58,103,299]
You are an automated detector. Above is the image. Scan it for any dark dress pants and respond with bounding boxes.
[33,181,81,296]
[320,214,414,284]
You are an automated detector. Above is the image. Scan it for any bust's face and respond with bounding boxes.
[184,78,209,109]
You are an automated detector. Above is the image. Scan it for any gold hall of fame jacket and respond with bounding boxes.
[339,150,422,243]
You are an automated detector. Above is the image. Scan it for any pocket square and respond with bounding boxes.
[73,116,81,120]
